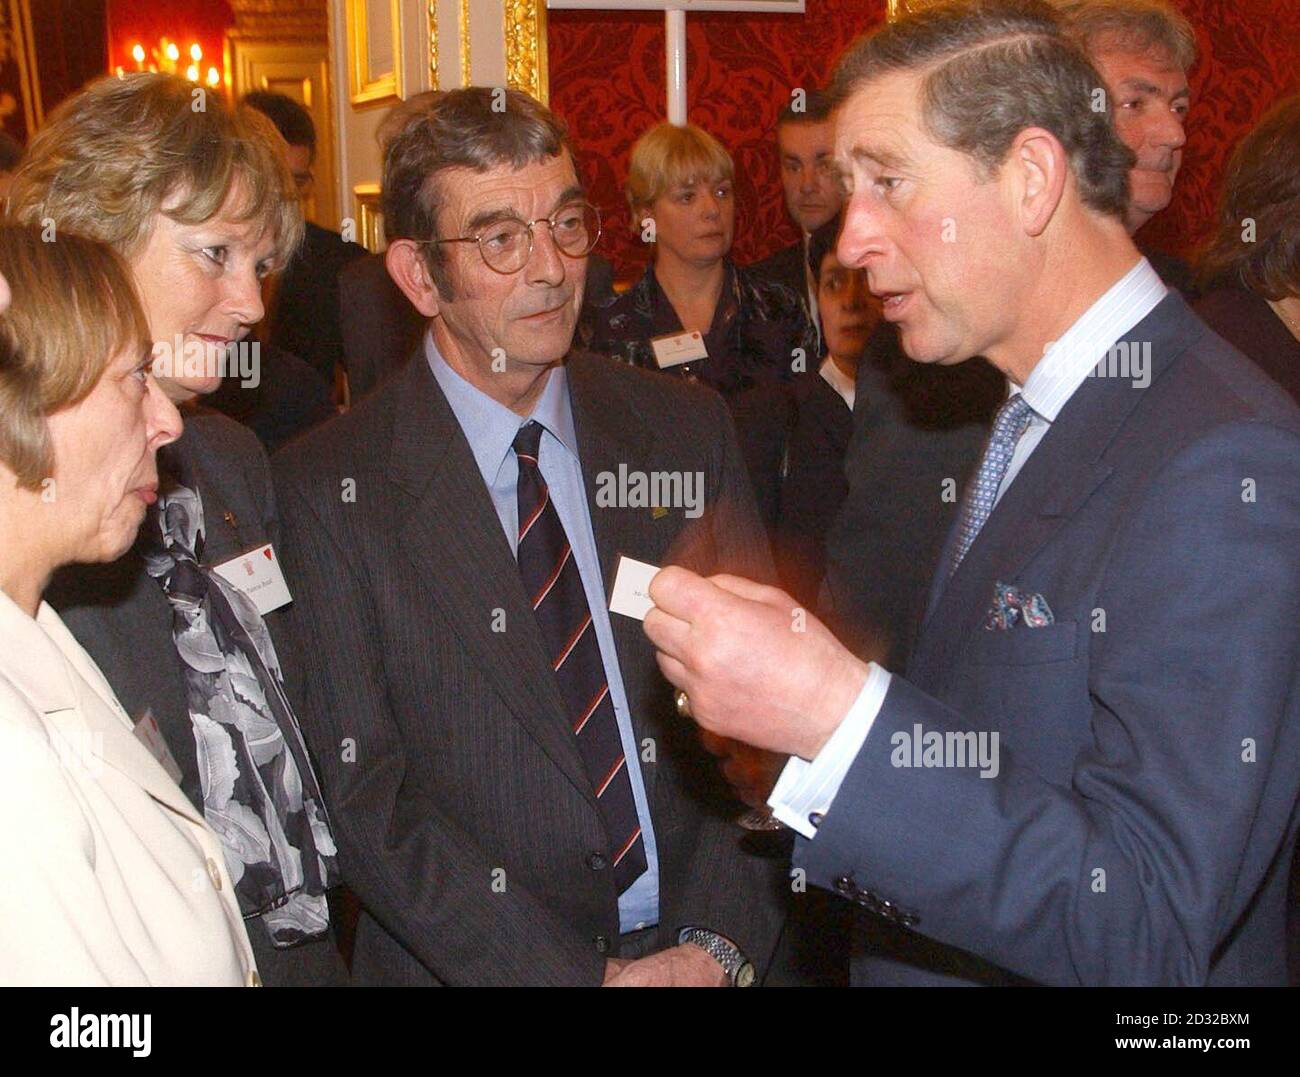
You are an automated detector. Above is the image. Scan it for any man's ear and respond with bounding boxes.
[1009,127,1068,238]
[385,239,442,318]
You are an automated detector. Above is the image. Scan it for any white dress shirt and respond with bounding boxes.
[819,355,856,412]
[769,257,1167,837]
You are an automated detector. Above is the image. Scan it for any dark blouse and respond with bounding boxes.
[581,260,816,530]
[581,259,817,396]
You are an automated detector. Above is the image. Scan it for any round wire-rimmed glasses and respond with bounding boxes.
[419,201,602,274]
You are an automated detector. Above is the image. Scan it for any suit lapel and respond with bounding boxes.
[33,606,207,827]
[916,295,1202,673]
[162,420,260,563]
[387,358,597,805]
[567,352,662,808]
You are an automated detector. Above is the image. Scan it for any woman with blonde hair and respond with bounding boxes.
[584,122,815,528]
[586,122,814,394]
[0,223,258,984]
[7,73,345,985]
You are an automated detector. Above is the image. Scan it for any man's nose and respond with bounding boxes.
[1152,104,1188,151]
[525,223,566,287]
[837,192,886,269]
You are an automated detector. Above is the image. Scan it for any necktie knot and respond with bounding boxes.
[513,420,545,463]
[994,393,1035,441]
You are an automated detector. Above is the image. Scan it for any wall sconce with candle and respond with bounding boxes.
[115,37,223,90]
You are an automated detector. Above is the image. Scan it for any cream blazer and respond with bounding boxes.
[0,589,258,985]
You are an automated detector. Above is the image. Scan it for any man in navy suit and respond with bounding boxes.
[644,0,1300,986]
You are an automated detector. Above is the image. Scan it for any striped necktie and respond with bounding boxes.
[512,421,648,894]
[947,393,1035,578]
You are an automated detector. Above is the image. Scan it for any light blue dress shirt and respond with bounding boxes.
[770,257,1168,838]
[425,335,661,932]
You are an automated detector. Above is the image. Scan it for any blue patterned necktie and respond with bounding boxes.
[947,393,1035,578]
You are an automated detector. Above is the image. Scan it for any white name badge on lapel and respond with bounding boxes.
[211,543,293,616]
[133,708,184,785]
[650,331,709,370]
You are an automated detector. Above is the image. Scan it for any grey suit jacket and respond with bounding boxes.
[799,295,1300,985]
[271,349,788,986]
[49,409,349,987]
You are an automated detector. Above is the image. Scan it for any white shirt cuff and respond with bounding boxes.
[767,663,891,839]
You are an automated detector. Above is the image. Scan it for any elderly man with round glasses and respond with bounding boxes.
[271,87,787,987]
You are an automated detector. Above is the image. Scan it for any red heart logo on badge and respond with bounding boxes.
[264,548,273,560]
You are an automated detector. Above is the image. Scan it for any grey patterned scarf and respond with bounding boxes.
[140,482,340,947]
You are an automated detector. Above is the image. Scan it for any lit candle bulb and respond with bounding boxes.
[206,67,221,88]
[131,44,145,66]
[165,42,180,63]
[190,44,202,62]
[185,63,199,82]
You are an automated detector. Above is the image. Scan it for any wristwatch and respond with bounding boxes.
[677,926,756,987]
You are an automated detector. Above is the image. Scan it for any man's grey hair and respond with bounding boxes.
[829,0,1135,221]
[380,87,573,295]
[1054,0,1198,72]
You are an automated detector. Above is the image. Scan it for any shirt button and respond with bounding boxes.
[593,935,611,954]
[586,852,608,871]
[206,858,223,890]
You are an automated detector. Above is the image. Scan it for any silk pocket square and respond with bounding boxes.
[985,581,1055,630]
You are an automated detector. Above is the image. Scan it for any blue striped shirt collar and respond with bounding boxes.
[424,329,579,487]
[1016,256,1167,421]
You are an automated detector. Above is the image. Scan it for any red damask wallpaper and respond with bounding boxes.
[547,0,1300,283]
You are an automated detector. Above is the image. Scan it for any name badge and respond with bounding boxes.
[609,555,661,621]
[650,331,709,369]
[211,543,293,616]
[133,709,184,785]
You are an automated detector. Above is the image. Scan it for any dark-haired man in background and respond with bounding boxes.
[752,90,845,343]
[243,90,368,387]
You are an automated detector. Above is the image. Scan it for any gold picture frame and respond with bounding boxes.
[353,183,384,252]
[347,0,403,108]
[504,0,548,104]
